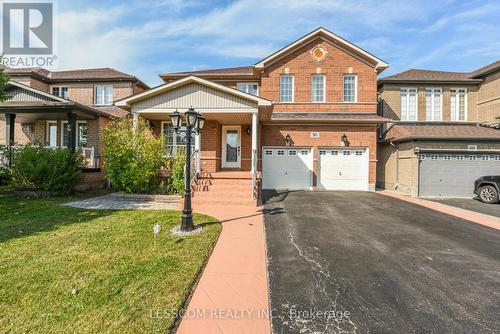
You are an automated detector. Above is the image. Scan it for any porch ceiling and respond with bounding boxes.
[140,111,253,124]
[0,108,96,123]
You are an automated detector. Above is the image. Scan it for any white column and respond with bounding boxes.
[132,111,139,132]
[195,132,201,173]
[251,111,258,175]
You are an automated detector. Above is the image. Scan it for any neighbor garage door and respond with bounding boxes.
[262,147,313,190]
[318,148,369,191]
[419,152,500,197]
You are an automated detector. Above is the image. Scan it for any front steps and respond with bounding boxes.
[190,171,258,206]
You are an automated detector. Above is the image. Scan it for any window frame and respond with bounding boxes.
[311,74,326,103]
[94,85,114,106]
[450,88,468,121]
[425,87,443,121]
[279,75,294,102]
[343,74,357,103]
[236,82,259,96]
[400,87,418,121]
[161,121,196,156]
[60,120,88,147]
[46,121,58,147]
[51,86,69,99]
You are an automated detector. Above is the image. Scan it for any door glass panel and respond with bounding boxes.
[48,123,57,147]
[226,130,238,162]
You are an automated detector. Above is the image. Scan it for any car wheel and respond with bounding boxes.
[479,185,499,204]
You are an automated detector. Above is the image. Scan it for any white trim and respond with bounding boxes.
[221,126,241,168]
[311,74,326,103]
[116,75,272,108]
[51,86,69,99]
[236,82,259,96]
[400,87,418,121]
[450,88,468,122]
[254,27,389,71]
[46,121,58,147]
[60,120,88,147]
[280,74,294,102]
[343,74,357,103]
[424,87,443,121]
[94,85,113,106]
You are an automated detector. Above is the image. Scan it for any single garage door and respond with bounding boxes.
[318,148,369,191]
[419,152,500,198]
[262,147,313,190]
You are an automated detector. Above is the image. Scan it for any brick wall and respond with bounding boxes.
[262,125,378,187]
[49,81,134,106]
[477,70,500,123]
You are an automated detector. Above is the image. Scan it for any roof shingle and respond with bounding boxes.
[383,124,500,142]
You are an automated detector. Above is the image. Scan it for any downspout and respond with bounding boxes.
[389,141,399,190]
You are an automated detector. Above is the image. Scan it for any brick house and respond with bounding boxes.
[116,27,390,203]
[0,67,148,188]
[377,60,500,197]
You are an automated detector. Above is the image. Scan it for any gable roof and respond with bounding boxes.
[254,27,389,72]
[4,66,149,89]
[115,75,272,109]
[378,60,500,85]
[160,66,254,80]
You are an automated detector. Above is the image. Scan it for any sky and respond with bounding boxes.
[56,0,500,86]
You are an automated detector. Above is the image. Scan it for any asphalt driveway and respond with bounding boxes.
[263,190,500,334]
[429,197,500,218]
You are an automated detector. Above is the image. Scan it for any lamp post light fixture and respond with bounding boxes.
[285,133,291,146]
[341,133,348,147]
[170,107,205,231]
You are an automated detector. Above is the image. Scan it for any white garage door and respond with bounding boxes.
[318,148,369,191]
[262,147,313,190]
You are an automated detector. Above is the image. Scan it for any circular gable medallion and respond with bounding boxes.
[312,47,326,61]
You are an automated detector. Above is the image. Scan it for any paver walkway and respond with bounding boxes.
[176,203,270,334]
[64,194,179,210]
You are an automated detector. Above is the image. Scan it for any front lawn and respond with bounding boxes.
[0,193,221,333]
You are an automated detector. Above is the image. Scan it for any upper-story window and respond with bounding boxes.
[52,86,68,99]
[280,75,294,102]
[400,88,418,121]
[311,75,325,102]
[450,88,467,121]
[425,88,442,121]
[343,75,357,102]
[236,83,258,96]
[95,85,113,105]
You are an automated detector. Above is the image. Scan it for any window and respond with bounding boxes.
[46,121,57,147]
[469,155,477,161]
[288,150,297,156]
[61,121,88,147]
[482,155,490,161]
[311,75,325,102]
[355,150,363,156]
[300,150,309,155]
[52,86,68,99]
[343,75,357,102]
[443,155,452,160]
[495,155,500,161]
[430,154,439,160]
[343,150,351,156]
[400,88,418,121]
[319,150,327,155]
[419,154,426,160]
[95,86,113,105]
[451,88,467,121]
[425,88,442,120]
[456,155,464,160]
[265,150,273,155]
[162,122,195,156]
[331,150,338,155]
[280,75,294,102]
[277,150,285,156]
[236,83,259,96]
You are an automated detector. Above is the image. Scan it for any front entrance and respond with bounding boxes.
[221,126,241,168]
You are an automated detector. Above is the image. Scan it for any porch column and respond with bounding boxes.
[132,111,139,132]
[251,111,258,175]
[67,112,77,152]
[194,132,201,173]
[5,113,16,146]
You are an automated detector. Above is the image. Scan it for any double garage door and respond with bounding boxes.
[419,152,500,198]
[262,147,369,191]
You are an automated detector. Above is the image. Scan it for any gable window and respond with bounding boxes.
[52,86,68,99]
[236,83,259,96]
[95,86,113,105]
[451,88,467,121]
[280,75,294,102]
[425,88,442,121]
[343,75,357,102]
[400,88,418,121]
[311,75,325,102]
[162,122,195,156]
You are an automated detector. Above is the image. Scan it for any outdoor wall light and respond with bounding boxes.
[285,133,291,146]
[247,127,251,135]
[185,107,198,127]
[195,113,205,132]
[341,133,348,146]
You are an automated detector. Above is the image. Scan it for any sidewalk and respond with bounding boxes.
[176,203,270,334]
[378,190,500,231]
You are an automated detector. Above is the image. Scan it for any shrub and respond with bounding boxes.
[169,153,186,195]
[0,145,11,185]
[102,118,165,193]
[9,144,84,195]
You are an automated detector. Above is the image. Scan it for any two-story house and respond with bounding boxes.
[377,60,500,198]
[0,67,148,188]
[116,27,390,203]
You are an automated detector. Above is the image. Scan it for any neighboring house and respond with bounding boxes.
[117,27,390,199]
[0,67,148,188]
[377,60,500,198]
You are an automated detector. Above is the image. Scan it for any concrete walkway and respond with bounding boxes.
[379,190,500,231]
[64,194,179,210]
[176,203,270,334]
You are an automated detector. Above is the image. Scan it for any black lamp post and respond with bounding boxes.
[170,107,205,231]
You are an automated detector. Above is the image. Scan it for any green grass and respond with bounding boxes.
[0,193,221,333]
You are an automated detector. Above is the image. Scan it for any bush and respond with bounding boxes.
[102,118,166,193]
[9,144,84,195]
[169,153,186,195]
[0,145,12,185]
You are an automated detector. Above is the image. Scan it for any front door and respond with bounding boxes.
[222,126,241,168]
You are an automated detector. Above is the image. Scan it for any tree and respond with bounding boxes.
[0,56,11,102]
